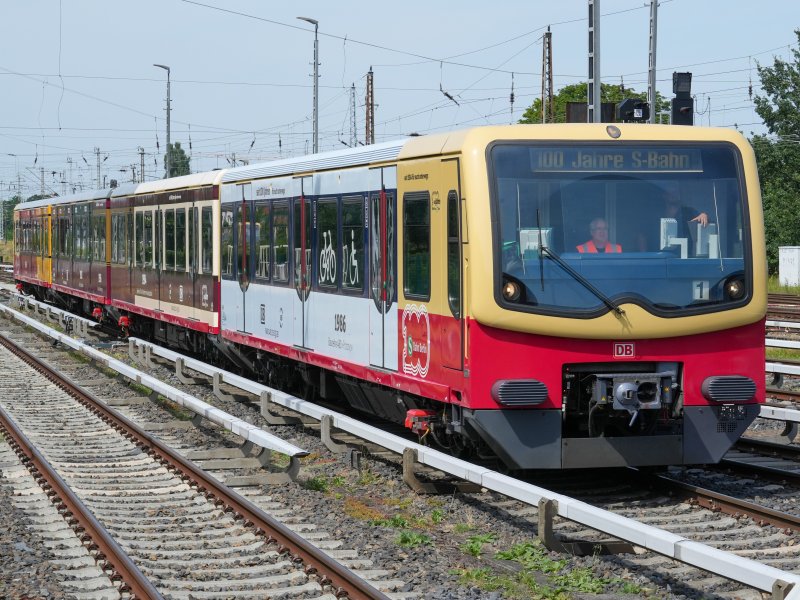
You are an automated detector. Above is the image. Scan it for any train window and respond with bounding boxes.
[64,213,72,256]
[342,197,363,291]
[403,192,430,300]
[273,202,289,283]
[188,207,195,273]
[176,208,186,271]
[92,212,105,262]
[447,190,461,319]
[201,206,213,274]
[143,211,153,266]
[254,203,271,280]
[119,213,128,265]
[317,198,338,289]
[293,198,311,289]
[164,209,175,270]
[135,212,143,267]
[221,205,234,278]
[235,202,248,280]
[111,215,119,264]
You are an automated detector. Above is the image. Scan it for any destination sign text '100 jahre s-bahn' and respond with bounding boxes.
[530,147,703,172]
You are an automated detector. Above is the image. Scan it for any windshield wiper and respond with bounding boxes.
[539,246,625,317]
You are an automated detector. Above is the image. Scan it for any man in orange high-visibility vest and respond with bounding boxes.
[576,217,621,253]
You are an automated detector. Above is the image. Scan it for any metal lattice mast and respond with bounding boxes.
[647,0,658,123]
[365,67,375,145]
[541,26,553,123]
[588,0,601,123]
[350,83,357,147]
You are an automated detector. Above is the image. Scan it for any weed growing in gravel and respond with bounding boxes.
[460,533,497,557]
[151,396,193,420]
[430,509,445,524]
[455,540,621,599]
[371,515,409,528]
[453,523,475,534]
[330,475,347,488]
[128,382,153,397]
[343,498,384,521]
[302,476,329,492]
[356,469,381,485]
[396,531,432,548]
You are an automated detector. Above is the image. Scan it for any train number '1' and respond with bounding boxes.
[334,313,347,332]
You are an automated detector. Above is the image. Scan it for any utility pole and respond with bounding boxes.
[40,167,45,195]
[138,147,145,182]
[588,0,601,123]
[95,147,101,189]
[67,157,73,193]
[154,64,171,177]
[130,165,137,183]
[349,83,357,147]
[297,17,319,154]
[648,0,658,123]
[541,26,554,123]
[365,67,375,145]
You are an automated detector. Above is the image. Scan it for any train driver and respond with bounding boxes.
[576,218,622,253]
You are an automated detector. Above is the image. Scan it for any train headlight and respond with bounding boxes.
[502,280,522,302]
[724,277,745,300]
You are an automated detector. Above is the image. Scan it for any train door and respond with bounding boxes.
[293,177,312,349]
[188,201,198,321]
[439,159,463,371]
[155,207,163,311]
[368,166,398,370]
[234,183,254,333]
[397,158,463,381]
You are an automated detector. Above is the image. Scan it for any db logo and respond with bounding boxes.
[613,342,635,358]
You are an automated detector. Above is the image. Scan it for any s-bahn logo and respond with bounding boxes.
[613,342,635,358]
[402,303,430,378]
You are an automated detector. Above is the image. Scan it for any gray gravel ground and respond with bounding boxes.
[0,477,68,599]
[0,319,755,599]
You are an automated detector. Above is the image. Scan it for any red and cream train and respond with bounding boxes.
[14,124,766,469]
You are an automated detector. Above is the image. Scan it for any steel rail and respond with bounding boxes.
[0,349,163,599]
[0,330,388,600]
[642,473,800,533]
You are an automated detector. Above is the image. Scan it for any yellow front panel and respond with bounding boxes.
[423,124,768,340]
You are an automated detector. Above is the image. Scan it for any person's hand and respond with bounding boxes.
[690,212,709,227]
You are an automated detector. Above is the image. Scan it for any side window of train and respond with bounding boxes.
[164,209,175,271]
[143,211,153,266]
[254,202,271,281]
[201,207,213,274]
[111,215,119,264]
[220,204,234,279]
[272,201,289,283]
[447,190,461,319]
[342,197,364,292]
[176,207,186,272]
[403,192,431,300]
[317,198,338,289]
[92,210,105,263]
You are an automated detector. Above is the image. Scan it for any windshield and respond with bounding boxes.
[490,142,749,316]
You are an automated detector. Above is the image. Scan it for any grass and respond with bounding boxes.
[0,240,12,263]
[454,540,645,599]
[768,275,800,294]
[767,347,800,361]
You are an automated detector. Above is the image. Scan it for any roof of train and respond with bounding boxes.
[14,183,139,211]
[221,139,408,183]
[112,169,225,197]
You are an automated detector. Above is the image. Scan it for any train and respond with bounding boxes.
[13,123,766,470]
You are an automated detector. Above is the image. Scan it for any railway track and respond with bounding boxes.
[7,293,800,598]
[0,328,389,599]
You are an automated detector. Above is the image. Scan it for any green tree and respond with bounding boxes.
[519,82,668,124]
[164,141,191,178]
[752,29,800,273]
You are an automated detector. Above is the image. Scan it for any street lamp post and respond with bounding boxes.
[154,64,171,178]
[297,17,319,154]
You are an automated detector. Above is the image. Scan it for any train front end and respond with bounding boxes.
[463,124,765,469]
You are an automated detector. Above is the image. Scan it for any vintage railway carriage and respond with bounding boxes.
[14,123,767,470]
[107,171,223,346]
[13,198,52,291]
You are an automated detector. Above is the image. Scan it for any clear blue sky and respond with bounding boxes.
[1,0,798,197]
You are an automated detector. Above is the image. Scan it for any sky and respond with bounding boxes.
[0,0,798,199]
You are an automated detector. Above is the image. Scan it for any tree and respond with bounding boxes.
[752,29,800,273]
[519,82,669,124]
[164,141,191,178]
